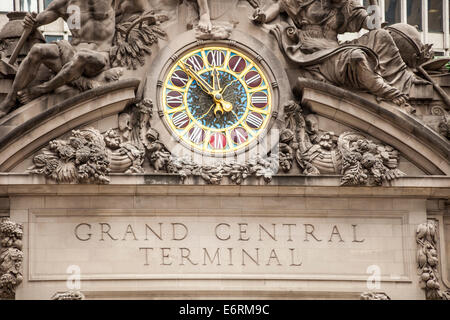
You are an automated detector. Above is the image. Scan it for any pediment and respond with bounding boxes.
[0,79,447,187]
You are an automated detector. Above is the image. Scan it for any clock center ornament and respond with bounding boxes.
[161,46,273,156]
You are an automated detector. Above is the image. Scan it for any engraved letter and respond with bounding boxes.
[180,248,198,266]
[122,224,138,241]
[203,248,221,266]
[289,248,302,266]
[139,248,154,266]
[215,223,231,241]
[259,224,277,241]
[75,223,91,241]
[283,224,296,242]
[161,248,172,265]
[352,224,365,243]
[238,223,250,241]
[99,223,118,241]
[304,224,322,242]
[145,223,163,241]
[266,249,282,266]
[329,225,344,242]
[172,223,188,241]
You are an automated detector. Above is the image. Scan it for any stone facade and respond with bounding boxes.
[0,0,448,300]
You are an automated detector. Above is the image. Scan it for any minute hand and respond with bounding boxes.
[180,62,214,94]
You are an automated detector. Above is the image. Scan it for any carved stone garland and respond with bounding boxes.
[416,221,450,300]
[29,99,406,186]
[52,291,85,300]
[360,292,391,300]
[0,218,23,300]
[30,98,279,185]
[29,128,111,184]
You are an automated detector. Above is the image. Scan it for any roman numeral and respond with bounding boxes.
[251,94,268,104]
[166,92,183,106]
[233,128,248,144]
[246,113,264,129]
[189,127,204,144]
[208,51,224,66]
[186,56,204,71]
[172,113,189,128]
[210,133,226,149]
[246,73,261,87]
[171,71,189,87]
[230,57,243,72]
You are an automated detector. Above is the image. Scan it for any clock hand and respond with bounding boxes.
[180,61,214,95]
[198,104,216,120]
[181,61,233,114]
[211,68,233,112]
[212,68,221,91]
[231,110,240,120]
[220,78,239,95]
[214,93,233,113]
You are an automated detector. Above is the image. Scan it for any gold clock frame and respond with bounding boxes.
[155,39,282,158]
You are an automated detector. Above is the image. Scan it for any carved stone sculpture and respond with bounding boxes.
[111,10,168,70]
[279,100,405,186]
[0,0,120,116]
[251,0,429,112]
[51,290,85,300]
[416,221,450,300]
[0,219,23,300]
[183,0,239,40]
[29,128,111,184]
[0,12,45,75]
[105,99,154,174]
[338,132,405,186]
[360,292,391,300]
[0,0,170,117]
[169,154,279,185]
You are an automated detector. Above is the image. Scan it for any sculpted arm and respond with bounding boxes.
[252,2,281,24]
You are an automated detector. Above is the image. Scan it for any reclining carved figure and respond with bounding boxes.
[252,0,428,112]
[0,0,146,117]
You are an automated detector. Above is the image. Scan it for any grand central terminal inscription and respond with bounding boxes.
[29,214,407,282]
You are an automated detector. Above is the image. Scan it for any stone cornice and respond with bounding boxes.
[0,174,447,198]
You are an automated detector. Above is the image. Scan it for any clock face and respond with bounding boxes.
[161,46,272,155]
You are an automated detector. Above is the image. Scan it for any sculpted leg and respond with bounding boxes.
[349,49,408,106]
[0,43,60,116]
[197,0,212,33]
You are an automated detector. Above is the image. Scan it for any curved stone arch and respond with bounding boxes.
[294,78,450,175]
[0,79,140,172]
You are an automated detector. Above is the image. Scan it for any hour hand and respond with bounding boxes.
[180,61,213,94]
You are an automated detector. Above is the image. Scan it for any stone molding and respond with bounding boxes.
[0,174,447,198]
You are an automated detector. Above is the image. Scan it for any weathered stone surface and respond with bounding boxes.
[0,0,447,301]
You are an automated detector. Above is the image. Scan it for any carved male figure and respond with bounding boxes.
[252,0,426,110]
[0,0,121,116]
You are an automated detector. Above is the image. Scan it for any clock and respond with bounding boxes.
[160,45,274,156]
